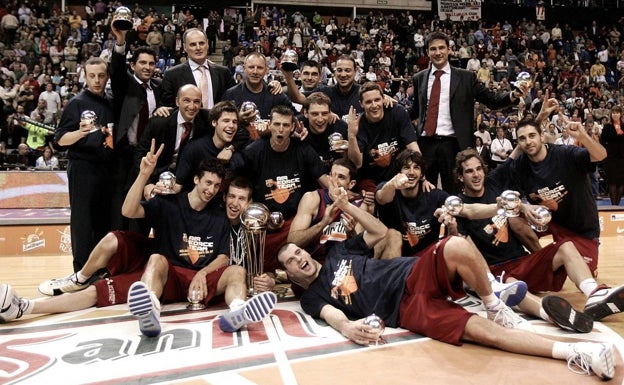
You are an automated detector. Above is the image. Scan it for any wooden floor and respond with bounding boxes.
[0,235,622,336]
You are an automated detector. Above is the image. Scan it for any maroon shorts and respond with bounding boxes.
[489,241,567,292]
[94,231,228,307]
[264,217,294,274]
[398,237,474,346]
[542,222,599,276]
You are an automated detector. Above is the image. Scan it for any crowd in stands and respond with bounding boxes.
[0,1,623,201]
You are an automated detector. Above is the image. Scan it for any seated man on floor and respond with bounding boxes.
[0,141,276,336]
[276,180,616,381]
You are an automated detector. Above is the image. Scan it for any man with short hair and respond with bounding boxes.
[55,57,117,272]
[161,28,235,108]
[276,183,615,381]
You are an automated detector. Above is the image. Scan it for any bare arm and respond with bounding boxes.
[567,121,607,162]
[122,139,164,219]
[281,69,307,105]
[346,106,362,169]
[288,191,334,248]
[320,304,381,346]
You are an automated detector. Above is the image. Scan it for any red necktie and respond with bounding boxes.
[424,70,444,137]
[180,121,193,149]
[137,82,149,142]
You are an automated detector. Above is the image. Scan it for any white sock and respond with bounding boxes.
[539,307,550,322]
[579,278,599,297]
[483,294,501,310]
[552,341,574,359]
[229,298,245,310]
[75,271,90,283]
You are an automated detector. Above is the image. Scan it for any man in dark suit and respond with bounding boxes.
[110,20,162,230]
[410,31,527,193]
[160,28,235,109]
[133,84,210,200]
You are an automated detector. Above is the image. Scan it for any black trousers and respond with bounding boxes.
[418,136,461,194]
[67,159,113,272]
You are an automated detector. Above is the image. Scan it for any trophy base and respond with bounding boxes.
[281,61,299,72]
[159,189,177,195]
[187,302,206,311]
[530,224,548,232]
[113,19,134,31]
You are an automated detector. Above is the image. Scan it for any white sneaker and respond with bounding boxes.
[486,301,533,331]
[218,292,277,332]
[488,272,528,307]
[584,284,624,321]
[38,273,89,296]
[127,282,161,337]
[0,284,28,323]
[567,342,615,380]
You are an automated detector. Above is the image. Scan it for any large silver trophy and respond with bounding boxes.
[241,203,270,296]
[529,205,552,232]
[112,6,134,31]
[500,190,521,217]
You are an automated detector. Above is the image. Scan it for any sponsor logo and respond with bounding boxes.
[20,228,45,252]
[617,227,624,234]
[610,214,624,222]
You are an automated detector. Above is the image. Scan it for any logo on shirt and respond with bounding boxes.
[528,182,568,212]
[265,175,301,204]
[180,233,215,264]
[369,140,398,168]
[331,259,358,305]
[404,221,431,247]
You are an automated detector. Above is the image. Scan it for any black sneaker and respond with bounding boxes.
[542,295,593,333]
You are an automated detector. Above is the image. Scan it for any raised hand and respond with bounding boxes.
[140,138,164,176]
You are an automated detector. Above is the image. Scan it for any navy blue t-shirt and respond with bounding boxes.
[300,234,418,328]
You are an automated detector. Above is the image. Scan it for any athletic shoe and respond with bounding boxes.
[0,284,28,323]
[127,281,161,337]
[218,292,278,333]
[488,272,528,307]
[542,295,593,333]
[39,268,110,297]
[583,284,624,321]
[567,342,615,380]
[486,301,533,330]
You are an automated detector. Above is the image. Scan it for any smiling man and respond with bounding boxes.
[175,100,239,191]
[347,82,421,190]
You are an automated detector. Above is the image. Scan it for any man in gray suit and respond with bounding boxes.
[160,28,235,109]
[410,31,528,193]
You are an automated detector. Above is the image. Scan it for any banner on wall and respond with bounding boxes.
[438,0,482,21]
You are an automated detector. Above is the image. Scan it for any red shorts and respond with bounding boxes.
[398,237,474,346]
[264,217,293,274]
[94,231,228,307]
[489,241,567,292]
[542,222,599,276]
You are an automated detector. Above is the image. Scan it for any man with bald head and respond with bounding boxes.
[133,84,211,198]
[160,28,235,108]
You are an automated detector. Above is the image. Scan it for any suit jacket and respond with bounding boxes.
[160,61,235,107]
[411,66,516,150]
[132,108,211,184]
[110,49,162,146]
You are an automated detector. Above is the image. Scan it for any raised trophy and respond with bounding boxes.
[500,190,521,217]
[112,6,134,31]
[186,288,205,310]
[512,71,532,92]
[158,171,177,194]
[439,195,464,238]
[241,203,270,296]
[363,313,386,346]
[328,132,348,152]
[280,49,299,72]
[530,205,552,232]
[268,211,285,230]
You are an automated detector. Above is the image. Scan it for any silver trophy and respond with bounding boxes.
[512,71,532,92]
[81,110,98,133]
[241,203,270,296]
[280,49,299,72]
[268,211,285,230]
[186,288,205,310]
[240,101,258,116]
[158,171,177,194]
[112,6,134,31]
[530,205,552,232]
[500,190,521,217]
[439,195,463,238]
[363,313,386,346]
[328,132,348,152]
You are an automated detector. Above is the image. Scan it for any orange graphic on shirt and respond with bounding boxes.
[331,260,358,305]
[370,148,392,168]
[266,179,290,204]
[406,231,420,247]
[492,223,509,246]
